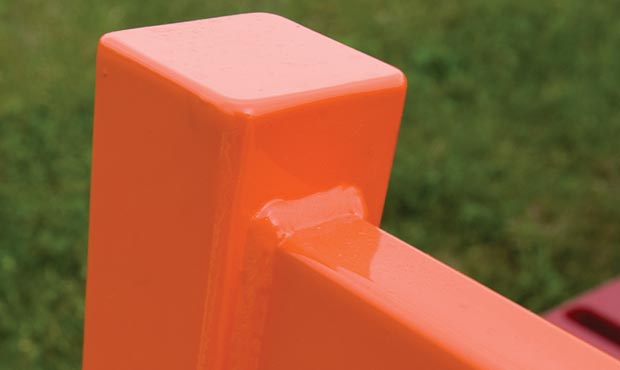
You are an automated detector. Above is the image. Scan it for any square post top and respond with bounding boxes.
[100,12,405,115]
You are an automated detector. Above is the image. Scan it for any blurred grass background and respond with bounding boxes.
[1,0,619,368]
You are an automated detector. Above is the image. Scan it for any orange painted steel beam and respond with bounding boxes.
[83,13,619,370]
[84,13,404,370]
[254,188,619,369]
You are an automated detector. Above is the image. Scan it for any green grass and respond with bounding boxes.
[1,0,619,368]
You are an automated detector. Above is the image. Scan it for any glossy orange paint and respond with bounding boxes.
[84,13,404,370]
[255,188,619,369]
[83,12,618,370]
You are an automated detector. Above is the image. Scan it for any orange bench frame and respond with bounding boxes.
[82,13,619,370]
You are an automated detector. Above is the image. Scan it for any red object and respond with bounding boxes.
[544,279,620,358]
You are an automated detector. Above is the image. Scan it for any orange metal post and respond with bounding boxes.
[84,12,619,370]
[84,13,404,370]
